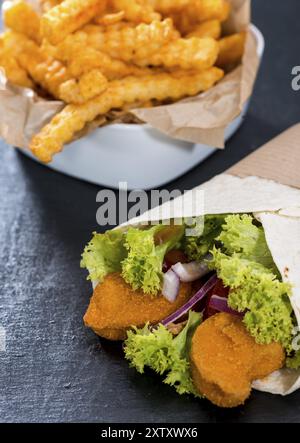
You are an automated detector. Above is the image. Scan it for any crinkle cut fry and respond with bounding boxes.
[0,33,34,88]
[94,10,125,26]
[30,67,224,162]
[217,32,247,68]
[67,48,152,80]
[111,0,161,23]
[170,0,230,34]
[83,18,179,63]
[4,31,107,104]
[52,34,153,80]
[83,22,137,33]
[137,37,219,70]
[0,54,34,89]
[149,0,230,21]
[31,55,108,104]
[149,0,190,14]
[59,70,108,104]
[0,58,33,88]
[41,0,107,45]
[193,0,231,23]
[40,0,63,12]
[3,0,41,43]
[4,32,71,98]
[20,52,71,98]
[186,19,222,39]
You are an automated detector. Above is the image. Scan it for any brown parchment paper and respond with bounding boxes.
[228,123,300,189]
[117,125,300,396]
[0,0,259,151]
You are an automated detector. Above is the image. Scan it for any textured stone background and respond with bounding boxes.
[1,0,300,423]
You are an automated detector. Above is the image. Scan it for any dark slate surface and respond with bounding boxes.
[1,0,300,423]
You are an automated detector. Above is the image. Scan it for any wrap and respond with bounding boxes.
[0,0,259,151]
[120,124,300,396]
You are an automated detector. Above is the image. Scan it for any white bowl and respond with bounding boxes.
[20,24,264,190]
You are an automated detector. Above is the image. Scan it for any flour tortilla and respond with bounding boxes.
[119,173,300,396]
[252,213,300,395]
[120,174,300,227]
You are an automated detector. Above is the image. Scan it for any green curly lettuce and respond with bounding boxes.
[211,249,293,348]
[184,214,226,261]
[121,225,184,295]
[286,350,300,369]
[218,214,277,272]
[209,214,293,349]
[80,230,127,282]
[124,311,202,396]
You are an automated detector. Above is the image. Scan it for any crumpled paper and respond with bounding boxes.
[0,0,259,151]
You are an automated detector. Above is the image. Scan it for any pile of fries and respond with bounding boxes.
[0,0,246,162]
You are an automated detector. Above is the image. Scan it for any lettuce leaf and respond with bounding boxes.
[80,230,127,282]
[121,225,184,295]
[286,350,300,369]
[124,311,202,396]
[206,214,294,349]
[217,214,277,271]
[184,215,226,261]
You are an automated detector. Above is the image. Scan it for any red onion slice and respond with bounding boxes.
[172,261,210,282]
[162,269,180,303]
[209,295,243,317]
[161,274,218,327]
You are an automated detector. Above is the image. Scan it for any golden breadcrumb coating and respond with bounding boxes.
[84,273,192,341]
[190,313,285,408]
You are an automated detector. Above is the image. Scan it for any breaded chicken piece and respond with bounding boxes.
[190,313,285,408]
[84,273,192,341]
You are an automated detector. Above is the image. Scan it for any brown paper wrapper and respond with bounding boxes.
[228,123,300,189]
[0,0,259,151]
